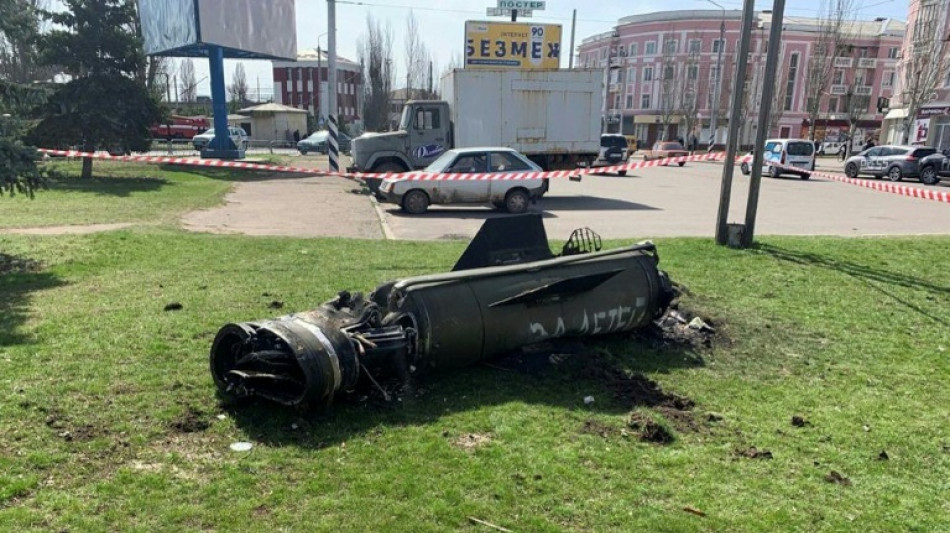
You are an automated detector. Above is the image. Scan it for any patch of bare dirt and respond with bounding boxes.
[0,252,43,275]
[628,412,674,444]
[579,419,617,438]
[735,446,773,460]
[170,405,211,433]
[0,222,135,235]
[451,432,493,452]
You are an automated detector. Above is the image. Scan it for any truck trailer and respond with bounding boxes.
[349,69,604,175]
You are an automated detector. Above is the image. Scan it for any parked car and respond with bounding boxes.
[740,150,754,175]
[843,145,937,181]
[298,131,352,155]
[916,149,950,185]
[592,134,630,175]
[761,138,816,179]
[192,127,248,151]
[642,141,688,166]
[376,147,547,214]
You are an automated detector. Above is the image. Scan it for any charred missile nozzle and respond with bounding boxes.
[210,215,675,409]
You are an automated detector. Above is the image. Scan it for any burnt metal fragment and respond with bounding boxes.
[210,214,675,408]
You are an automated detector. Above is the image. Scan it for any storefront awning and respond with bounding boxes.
[884,108,909,120]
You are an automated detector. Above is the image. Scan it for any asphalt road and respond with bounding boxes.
[180,155,949,241]
[377,158,950,241]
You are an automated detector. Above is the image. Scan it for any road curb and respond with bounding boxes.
[370,195,395,240]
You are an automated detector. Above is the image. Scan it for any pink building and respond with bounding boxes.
[882,0,950,148]
[577,10,905,147]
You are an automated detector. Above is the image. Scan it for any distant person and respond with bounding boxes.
[863,138,875,151]
[293,129,300,143]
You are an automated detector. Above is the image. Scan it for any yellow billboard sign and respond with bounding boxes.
[465,21,562,69]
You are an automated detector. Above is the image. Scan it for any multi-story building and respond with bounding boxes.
[271,48,363,126]
[882,0,950,148]
[577,10,905,147]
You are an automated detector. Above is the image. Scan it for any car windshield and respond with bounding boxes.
[306,132,328,141]
[399,107,412,131]
[913,148,937,157]
[424,149,461,172]
[601,136,627,148]
[787,141,814,156]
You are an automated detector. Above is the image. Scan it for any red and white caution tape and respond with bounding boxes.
[37,148,948,204]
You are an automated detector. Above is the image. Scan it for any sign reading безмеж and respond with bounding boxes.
[497,0,545,9]
[465,21,561,69]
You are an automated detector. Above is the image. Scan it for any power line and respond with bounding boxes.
[334,0,617,24]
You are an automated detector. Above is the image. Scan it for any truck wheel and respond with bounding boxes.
[504,189,530,214]
[617,170,627,176]
[920,165,939,185]
[401,190,429,214]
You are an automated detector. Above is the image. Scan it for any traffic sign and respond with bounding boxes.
[497,0,545,9]
[487,7,532,16]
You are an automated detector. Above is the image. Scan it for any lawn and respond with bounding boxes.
[1,226,948,532]
[0,159,304,229]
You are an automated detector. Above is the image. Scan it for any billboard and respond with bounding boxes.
[465,21,561,69]
[137,0,296,60]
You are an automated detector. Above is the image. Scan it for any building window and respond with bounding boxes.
[689,39,701,54]
[687,65,698,80]
[629,43,638,57]
[784,53,799,111]
[643,67,653,81]
[858,47,868,58]
[614,94,622,109]
[627,67,636,84]
[645,41,656,55]
[828,97,838,113]
[601,47,608,59]
[888,47,899,59]
[664,64,675,80]
[712,39,724,53]
[626,95,634,108]
[663,39,677,54]
[641,93,651,109]
[882,70,895,87]
[833,69,844,85]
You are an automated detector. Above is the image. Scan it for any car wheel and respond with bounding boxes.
[617,170,627,176]
[299,149,308,155]
[844,162,858,178]
[920,165,939,185]
[799,172,810,180]
[740,162,750,175]
[887,166,903,182]
[677,162,685,167]
[769,165,781,178]
[504,188,530,214]
[401,190,429,214]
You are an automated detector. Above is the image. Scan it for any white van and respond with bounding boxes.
[761,138,816,179]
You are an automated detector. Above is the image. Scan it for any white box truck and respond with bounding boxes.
[349,69,604,179]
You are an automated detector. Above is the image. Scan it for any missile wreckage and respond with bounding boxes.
[210,214,675,408]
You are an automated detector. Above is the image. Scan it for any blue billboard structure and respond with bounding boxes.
[137,0,297,159]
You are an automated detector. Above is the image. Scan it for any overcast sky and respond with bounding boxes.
[181,0,910,97]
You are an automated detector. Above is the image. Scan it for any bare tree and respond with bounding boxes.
[228,63,249,109]
[897,4,950,144]
[802,0,853,141]
[179,58,197,103]
[658,37,681,141]
[767,53,788,137]
[403,10,429,97]
[358,14,394,131]
[843,80,871,157]
[680,36,701,151]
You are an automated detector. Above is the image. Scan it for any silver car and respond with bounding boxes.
[843,145,937,182]
[376,147,547,214]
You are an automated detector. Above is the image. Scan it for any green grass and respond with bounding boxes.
[0,229,947,532]
[0,160,305,229]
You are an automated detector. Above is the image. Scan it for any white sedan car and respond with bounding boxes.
[376,147,548,214]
